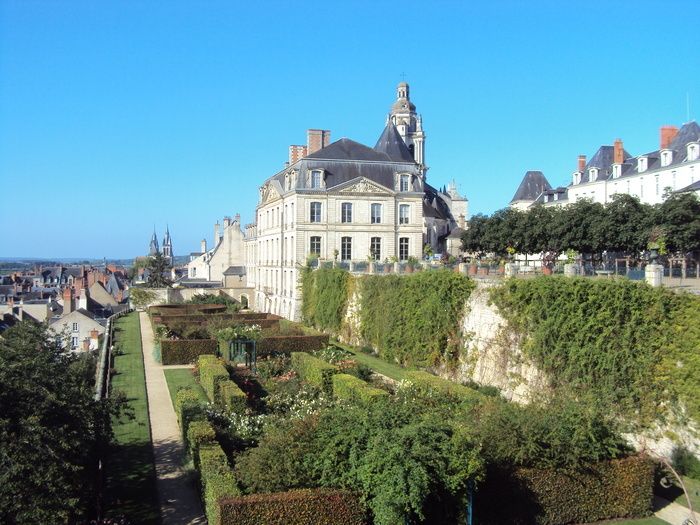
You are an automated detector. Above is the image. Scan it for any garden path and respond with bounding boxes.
[140,312,206,525]
[654,496,699,524]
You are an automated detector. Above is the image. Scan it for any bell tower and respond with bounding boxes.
[389,82,425,166]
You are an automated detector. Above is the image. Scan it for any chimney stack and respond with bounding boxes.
[289,145,308,164]
[660,125,679,149]
[78,288,88,311]
[214,222,220,246]
[223,216,231,228]
[577,155,586,172]
[613,139,624,164]
[307,129,331,155]
[201,238,207,253]
[63,287,74,315]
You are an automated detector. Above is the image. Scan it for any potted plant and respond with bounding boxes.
[468,256,478,276]
[647,226,667,264]
[423,243,433,261]
[406,256,419,273]
[563,249,579,277]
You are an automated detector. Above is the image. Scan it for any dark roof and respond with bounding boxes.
[223,266,246,276]
[423,184,452,220]
[306,138,392,162]
[669,121,700,150]
[676,180,700,193]
[579,146,633,183]
[510,171,552,202]
[447,226,465,239]
[534,186,569,204]
[374,123,415,162]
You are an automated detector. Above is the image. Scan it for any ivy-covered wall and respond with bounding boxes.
[489,276,700,426]
[301,267,475,367]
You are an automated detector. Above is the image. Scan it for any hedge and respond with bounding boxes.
[175,388,206,441]
[218,488,366,525]
[155,313,237,327]
[198,355,230,404]
[219,381,247,412]
[290,352,338,394]
[150,304,227,315]
[332,373,388,404]
[198,444,241,525]
[161,339,218,365]
[258,335,330,356]
[186,420,216,467]
[404,371,483,404]
[475,455,654,525]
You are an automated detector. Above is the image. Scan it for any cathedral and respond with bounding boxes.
[149,226,173,265]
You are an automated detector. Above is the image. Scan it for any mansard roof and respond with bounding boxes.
[374,123,415,162]
[510,171,552,203]
[668,121,700,150]
[306,138,393,162]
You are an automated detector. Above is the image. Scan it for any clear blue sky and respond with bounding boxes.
[2,0,699,259]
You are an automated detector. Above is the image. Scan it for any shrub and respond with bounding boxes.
[219,381,247,413]
[332,373,388,404]
[198,444,241,525]
[404,370,482,404]
[301,267,351,332]
[198,356,230,404]
[475,456,654,525]
[218,488,366,525]
[290,352,338,394]
[160,339,218,365]
[671,445,700,479]
[175,388,206,441]
[257,335,329,356]
[186,420,216,466]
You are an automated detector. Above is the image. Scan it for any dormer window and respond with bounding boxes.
[400,174,410,192]
[573,172,581,185]
[310,170,323,188]
[637,156,648,173]
[688,143,699,162]
[661,150,672,167]
[589,167,599,181]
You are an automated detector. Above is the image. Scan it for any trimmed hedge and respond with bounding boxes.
[175,388,206,441]
[161,339,218,365]
[219,488,366,525]
[186,420,216,466]
[258,335,330,356]
[290,352,338,394]
[219,381,247,412]
[404,371,483,404]
[198,444,241,525]
[198,355,230,404]
[475,455,654,525]
[150,304,227,315]
[155,313,237,327]
[332,373,388,404]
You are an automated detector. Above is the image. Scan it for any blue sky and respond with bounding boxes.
[2,0,699,259]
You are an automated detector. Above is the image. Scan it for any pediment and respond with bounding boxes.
[260,181,282,204]
[334,177,393,195]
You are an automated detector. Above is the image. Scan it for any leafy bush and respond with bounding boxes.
[404,370,482,404]
[198,355,230,404]
[198,444,241,525]
[257,335,329,356]
[256,355,291,381]
[332,373,388,404]
[359,270,474,366]
[219,381,248,412]
[219,488,366,525]
[671,445,700,479]
[175,388,206,441]
[290,352,338,394]
[160,339,218,365]
[186,420,216,466]
[475,456,654,525]
[301,267,350,331]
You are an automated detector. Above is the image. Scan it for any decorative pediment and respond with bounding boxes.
[260,182,282,204]
[336,177,393,195]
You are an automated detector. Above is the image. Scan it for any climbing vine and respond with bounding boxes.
[301,267,350,332]
[489,276,700,426]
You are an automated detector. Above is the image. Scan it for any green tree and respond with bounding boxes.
[129,287,159,309]
[656,192,700,257]
[461,213,490,258]
[557,198,606,259]
[0,322,121,524]
[598,194,653,255]
[145,250,172,288]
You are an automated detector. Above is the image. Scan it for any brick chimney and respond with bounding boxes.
[577,155,586,172]
[660,125,679,149]
[289,145,308,164]
[63,287,73,315]
[613,138,624,164]
[307,129,331,155]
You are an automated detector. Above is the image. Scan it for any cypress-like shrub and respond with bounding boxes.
[219,381,247,412]
[290,352,338,394]
[218,488,366,525]
[332,373,388,404]
[198,444,241,525]
[161,339,218,365]
[198,355,230,404]
[404,370,482,404]
[475,455,654,525]
[175,388,205,441]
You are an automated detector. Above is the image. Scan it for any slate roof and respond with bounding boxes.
[447,226,465,239]
[534,186,569,205]
[306,138,392,162]
[223,266,246,276]
[676,180,700,193]
[510,171,552,203]
[423,184,452,220]
[374,123,415,162]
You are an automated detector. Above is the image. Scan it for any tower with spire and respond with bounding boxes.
[162,226,173,264]
[149,228,159,256]
[388,82,426,167]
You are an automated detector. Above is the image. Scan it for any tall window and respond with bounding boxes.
[71,337,78,349]
[341,202,352,223]
[400,174,410,192]
[311,170,322,188]
[371,203,382,224]
[341,236,352,261]
[309,236,321,256]
[399,237,409,261]
[72,322,79,332]
[399,204,409,224]
[370,237,381,261]
[310,202,321,223]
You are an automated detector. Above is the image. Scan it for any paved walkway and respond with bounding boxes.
[654,496,699,524]
[140,312,206,525]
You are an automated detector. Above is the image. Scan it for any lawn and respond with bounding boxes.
[103,312,160,524]
[164,367,207,410]
[607,519,667,525]
[333,340,416,381]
